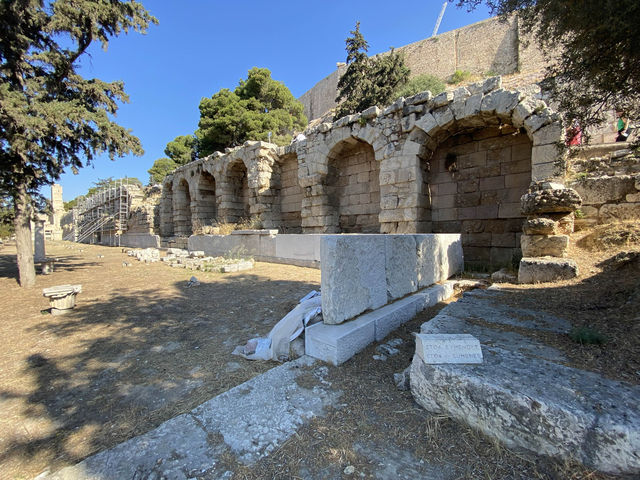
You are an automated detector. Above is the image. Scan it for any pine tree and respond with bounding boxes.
[335,22,410,119]
[0,0,157,286]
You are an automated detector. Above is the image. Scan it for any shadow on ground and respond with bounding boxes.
[0,270,318,478]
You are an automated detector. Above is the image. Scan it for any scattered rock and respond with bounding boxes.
[376,344,400,357]
[518,257,578,283]
[490,268,517,283]
[394,366,411,391]
[372,354,387,361]
[343,465,355,475]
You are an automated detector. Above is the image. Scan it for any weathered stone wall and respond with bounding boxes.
[567,146,640,228]
[326,139,380,233]
[161,77,568,269]
[430,128,531,268]
[300,16,553,120]
[277,154,303,232]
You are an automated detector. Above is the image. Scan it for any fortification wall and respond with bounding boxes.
[300,16,552,121]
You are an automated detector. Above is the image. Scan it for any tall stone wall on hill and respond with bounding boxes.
[300,16,551,121]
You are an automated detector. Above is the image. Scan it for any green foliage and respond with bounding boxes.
[448,70,472,84]
[574,208,585,219]
[569,326,607,345]
[0,0,157,204]
[335,22,410,119]
[0,196,14,238]
[456,0,640,135]
[195,68,307,158]
[394,74,446,99]
[164,135,196,166]
[148,157,178,184]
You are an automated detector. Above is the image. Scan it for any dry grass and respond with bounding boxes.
[576,221,640,250]
[0,240,319,479]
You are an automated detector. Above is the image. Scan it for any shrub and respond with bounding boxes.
[448,70,472,85]
[394,74,446,99]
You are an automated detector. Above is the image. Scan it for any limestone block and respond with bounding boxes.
[374,295,422,342]
[533,121,565,146]
[410,336,639,473]
[431,91,454,108]
[518,257,578,283]
[320,235,387,324]
[521,185,582,215]
[524,109,554,134]
[571,175,636,205]
[415,234,463,287]
[599,203,640,221]
[415,112,438,135]
[383,97,404,116]
[521,234,568,257]
[481,76,502,93]
[385,235,418,300]
[523,217,557,235]
[433,106,455,130]
[494,90,524,119]
[546,212,575,234]
[305,312,376,365]
[627,192,640,203]
[463,93,483,119]
[361,105,381,120]
[405,90,433,106]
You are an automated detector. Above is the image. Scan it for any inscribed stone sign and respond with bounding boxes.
[415,333,483,364]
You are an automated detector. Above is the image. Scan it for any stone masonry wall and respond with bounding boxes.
[300,16,553,120]
[161,77,568,269]
[326,139,380,233]
[567,146,640,229]
[430,129,531,268]
[277,154,303,232]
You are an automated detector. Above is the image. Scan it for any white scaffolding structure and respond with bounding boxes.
[64,178,132,246]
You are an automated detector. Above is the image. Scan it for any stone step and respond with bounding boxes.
[410,287,640,475]
[305,282,456,365]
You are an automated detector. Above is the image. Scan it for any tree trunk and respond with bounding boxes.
[14,184,36,287]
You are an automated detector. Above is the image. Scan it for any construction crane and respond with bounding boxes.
[432,2,448,37]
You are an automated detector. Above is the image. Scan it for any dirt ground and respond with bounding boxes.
[1,224,638,480]
[0,241,320,479]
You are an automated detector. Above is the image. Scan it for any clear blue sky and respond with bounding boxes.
[58,0,491,202]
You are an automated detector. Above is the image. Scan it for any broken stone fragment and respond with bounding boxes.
[521,184,582,215]
[521,234,569,258]
[518,257,578,283]
[523,217,557,235]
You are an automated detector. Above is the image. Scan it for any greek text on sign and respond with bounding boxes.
[415,333,483,364]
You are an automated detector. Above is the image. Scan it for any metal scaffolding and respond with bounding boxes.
[64,178,133,246]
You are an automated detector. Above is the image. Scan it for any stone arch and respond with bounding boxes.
[160,178,174,237]
[222,158,251,223]
[174,178,192,236]
[325,136,380,233]
[194,170,217,228]
[406,85,562,268]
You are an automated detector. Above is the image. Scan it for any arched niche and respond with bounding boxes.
[195,171,217,228]
[326,137,380,233]
[225,160,251,223]
[174,178,192,236]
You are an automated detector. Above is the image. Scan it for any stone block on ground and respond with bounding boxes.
[521,234,568,257]
[414,334,483,364]
[42,284,82,315]
[384,235,418,299]
[518,257,578,283]
[410,288,640,474]
[320,235,387,325]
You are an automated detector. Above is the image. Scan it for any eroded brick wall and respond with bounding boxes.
[430,127,532,268]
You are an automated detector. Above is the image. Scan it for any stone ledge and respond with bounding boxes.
[306,282,456,365]
[518,256,578,283]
